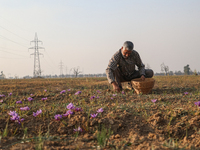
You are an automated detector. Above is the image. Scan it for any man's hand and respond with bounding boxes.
[111,81,121,92]
[141,75,145,81]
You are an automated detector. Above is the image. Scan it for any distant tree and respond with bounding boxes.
[169,71,174,75]
[160,63,169,75]
[146,63,151,69]
[194,69,198,76]
[71,66,82,78]
[184,64,190,75]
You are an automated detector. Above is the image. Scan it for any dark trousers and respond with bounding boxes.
[113,68,154,88]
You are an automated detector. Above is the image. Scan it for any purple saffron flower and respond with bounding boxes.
[16,100,22,104]
[63,112,69,117]
[60,90,66,94]
[8,111,17,116]
[30,94,33,96]
[27,97,34,101]
[9,93,12,96]
[44,89,47,92]
[74,126,82,132]
[0,94,5,98]
[184,92,189,95]
[97,108,104,113]
[75,107,82,112]
[8,111,23,124]
[54,114,62,120]
[194,101,200,107]
[122,91,125,94]
[66,109,73,115]
[97,90,101,93]
[111,97,113,100]
[41,97,47,101]
[33,109,42,117]
[67,89,71,91]
[20,106,30,111]
[91,113,98,118]
[63,109,74,117]
[75,91,82,95]
[113,94,117,97]
[151,99,157,103]
[0,100,3,103]
[96,96,99,99]
[33,112,37,117]
[67,103,75,110]
[10,114,19,121]
[90,96,95,100]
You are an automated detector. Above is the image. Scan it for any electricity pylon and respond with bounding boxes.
[29,33,44,78]
[59,60,64,76]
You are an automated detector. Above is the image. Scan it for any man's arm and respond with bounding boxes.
[134,51,146,79]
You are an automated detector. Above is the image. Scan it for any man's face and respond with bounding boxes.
[121,47,132,59]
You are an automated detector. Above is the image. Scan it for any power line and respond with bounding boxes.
[0,49,28,57]
[0,25,30,41]
[0,15,31,33]
[0,46,28,52]
[59,60,64,75]
[0,34,28,48]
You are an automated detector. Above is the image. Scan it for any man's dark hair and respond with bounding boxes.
[123,41,134,51]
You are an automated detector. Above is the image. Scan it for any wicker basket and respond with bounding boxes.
[131,78,155,94]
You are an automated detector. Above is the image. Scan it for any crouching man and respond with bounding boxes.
[106,41,154,92]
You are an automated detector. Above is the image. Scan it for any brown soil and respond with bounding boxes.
[0,76,200,149]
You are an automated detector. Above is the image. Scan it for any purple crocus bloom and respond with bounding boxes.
[113,94,117,97]
[0,100,3,103]
[33,109,42,117]
[8,111,23,124]
[184,92,189,95]
[60,90,66,94]
[111,97,113,100]
[0,94,5,98]
[27,97,34,101]
[30,94,33,96]
[91,113,98,118]
[151,99,157,103]
[10,114,19,121]
[90,96,95,100]
[54,114,62,120]
[63,112,69,117]
[97,108,104,113]
[122,91,125,94]
[20,106,30,111]
[96,96,99,99]
[44,89,47,92]
[194,101,200,107]
[66,103,75,110]
[9,93,12,96]
[41,97,47,101]
[97,90,101,93]
[75,107,82,112]
[74,126,82,132]
[8,111,17,116]
[63,109,74,117]
[16,100,22,104]
[75,91,82,95]
[67,89,71,91]
[66,109,73,115]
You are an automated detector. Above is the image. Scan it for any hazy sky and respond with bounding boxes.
[0,0,199,77]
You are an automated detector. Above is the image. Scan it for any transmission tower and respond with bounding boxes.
[29,33,44,78]
[59,60,64,76]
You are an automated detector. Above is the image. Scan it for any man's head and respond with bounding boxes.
[121,41,134,59]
